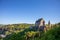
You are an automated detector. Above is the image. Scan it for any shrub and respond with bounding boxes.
[40,26,60,40]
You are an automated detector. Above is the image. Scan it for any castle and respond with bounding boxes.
[30,18,52,32]
[35,18,52,32]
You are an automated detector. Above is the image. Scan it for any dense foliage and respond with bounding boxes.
[40,26,60,40]
[0,24,34,35]
[3,24,60,40]
[0,23,60,40]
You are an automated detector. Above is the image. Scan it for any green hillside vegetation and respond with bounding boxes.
[0,24,34,35]
[0,24,34,40]
[40,25,60,40]
[3,23,60,40]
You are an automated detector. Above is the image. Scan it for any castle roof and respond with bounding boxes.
[35,18,44,23]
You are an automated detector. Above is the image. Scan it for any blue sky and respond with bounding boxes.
[0,0,60,24]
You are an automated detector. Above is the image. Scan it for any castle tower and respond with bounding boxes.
[48,20,51,29]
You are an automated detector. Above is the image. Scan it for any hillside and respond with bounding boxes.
[3,23,60,40]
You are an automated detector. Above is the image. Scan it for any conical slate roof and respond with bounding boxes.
[35,18,44,23]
